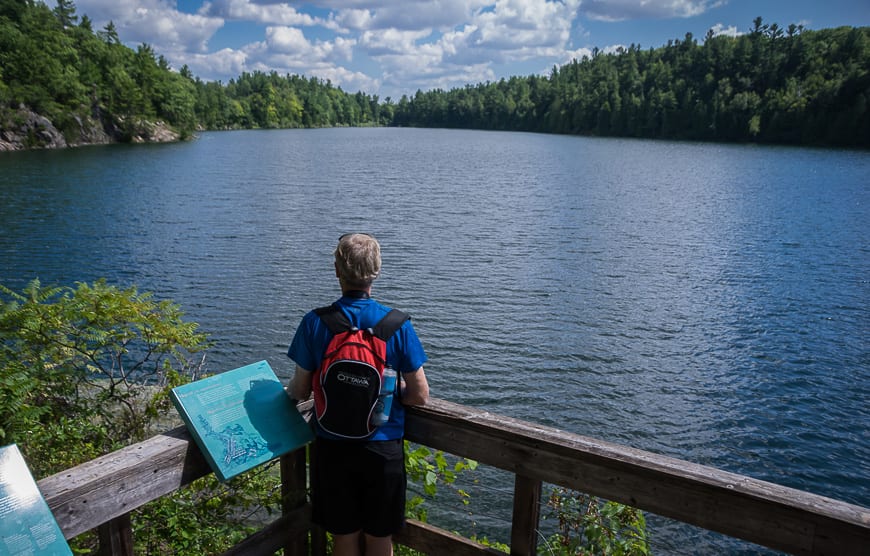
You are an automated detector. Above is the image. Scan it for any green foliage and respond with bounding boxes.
[401,443,496,555]
[0,278,298,555]
[0,0,198,140]
[404,441,477,522]
[0,1,387,142]
[191,70,385,130]
[4,4,866,148]
[0,276,650,554]
[540,488,649,556]
[402,446,647,555]
[394,21,870,148]
[0,278,209,475]
[468,536,510,553]
[133,464,283,555]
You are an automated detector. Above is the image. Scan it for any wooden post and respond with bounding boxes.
[281,447,309,556]
[97,513,134,556]
[33,399,870,556]
[510,474,541,556]
[307,441,329,556]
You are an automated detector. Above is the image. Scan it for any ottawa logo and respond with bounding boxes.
[336,372,370,388]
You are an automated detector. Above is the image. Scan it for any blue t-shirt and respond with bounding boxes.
[287,294,428,441]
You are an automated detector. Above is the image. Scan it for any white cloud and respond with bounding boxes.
[364,0,483,31]
[358,28,433,56]
[465,0,579,57]
[74,0,224,53]
[333,8,374,31]
[200,0,328,27]
[67,0,738,99]
[356,0,581,93]
[251,27,356,70]
[183,48,249,81]
[561,46,596,64]
[381,56,496,96]
[708,23,741,38]
[582,0,724,22]
[311,65,381,93]
[265,26,311,53]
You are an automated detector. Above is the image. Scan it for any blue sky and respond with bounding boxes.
[67,0,870,100]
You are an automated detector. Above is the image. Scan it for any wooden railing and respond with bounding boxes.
[38,398,870,555]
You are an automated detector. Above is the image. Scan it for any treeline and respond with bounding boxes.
[2,1,868,148]
[0,0,381,145]
[394,20,870,147]
[192,71,388,129]
[0,0,198,140]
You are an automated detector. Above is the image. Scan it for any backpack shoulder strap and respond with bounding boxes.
[370,309,410,341]
[314,303,352,335]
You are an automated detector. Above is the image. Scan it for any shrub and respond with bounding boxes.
[0,278,209,474]
[541,487,649,555]
[0,279,287,554]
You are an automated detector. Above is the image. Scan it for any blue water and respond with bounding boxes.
[1,128,868,553]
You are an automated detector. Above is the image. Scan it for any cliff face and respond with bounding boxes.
[0,106,181,151]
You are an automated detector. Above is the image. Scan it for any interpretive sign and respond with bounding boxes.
[170,360,313,481]
[0,444,73,555]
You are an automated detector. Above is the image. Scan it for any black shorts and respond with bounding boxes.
[310,437,406,537]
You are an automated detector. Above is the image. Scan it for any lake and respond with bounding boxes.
[1,128,868,553]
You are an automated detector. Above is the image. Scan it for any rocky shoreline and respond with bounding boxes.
[0,105,181,151]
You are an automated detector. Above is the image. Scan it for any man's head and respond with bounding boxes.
[334,233,381,291]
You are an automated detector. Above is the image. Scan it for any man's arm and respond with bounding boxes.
[401,366,429,406]
[288,365,313,401]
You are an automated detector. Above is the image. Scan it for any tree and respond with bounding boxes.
[391,20,869,147]
[99,20,119,44]
[52,0,77,29]
[0,279,291,555]
[0,279,209,473]
[0,0,28,23]
[3,1,868,148]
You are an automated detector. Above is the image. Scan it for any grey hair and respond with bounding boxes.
[335,233,381,287]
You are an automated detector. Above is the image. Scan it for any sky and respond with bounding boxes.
[65,0,870,100]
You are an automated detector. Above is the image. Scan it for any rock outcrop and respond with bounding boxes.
[0,105,181,151]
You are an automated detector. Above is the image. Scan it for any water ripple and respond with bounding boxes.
[1,129,868,553]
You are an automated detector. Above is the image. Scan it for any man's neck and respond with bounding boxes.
[342,289,371,299]
[339,278,372,298]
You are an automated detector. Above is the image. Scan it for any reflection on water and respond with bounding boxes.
[1,129,868,553]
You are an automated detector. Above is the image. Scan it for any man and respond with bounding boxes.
[288,233,429,556]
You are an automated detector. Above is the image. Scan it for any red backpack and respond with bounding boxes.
[312,304,409,439]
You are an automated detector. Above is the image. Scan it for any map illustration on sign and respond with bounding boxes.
[171,360,313,481]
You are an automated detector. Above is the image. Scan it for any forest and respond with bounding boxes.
[1,0,868,148]
[0,0,385,146]
[394,21,870,147]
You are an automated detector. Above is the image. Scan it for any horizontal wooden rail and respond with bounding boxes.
[39,426,212,540]
[36,397,869,555]
[404,399,870,555]
[395,520,505,555]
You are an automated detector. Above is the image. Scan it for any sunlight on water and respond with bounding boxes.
[1,129,868,553]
